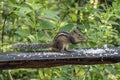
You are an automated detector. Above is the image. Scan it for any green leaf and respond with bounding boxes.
[15,29,29,37]
[112,2,118,9]
[106,65,117,75]
[108,21,119,25]
[60,24,74,31]
[8,0,17,4]
[27,35,38,43]
[26,2,42,10]
[18,7,32,17]
[42,10,60,21]
[75,6,88,12]
[37,20,56,30]
[75,6,85,11]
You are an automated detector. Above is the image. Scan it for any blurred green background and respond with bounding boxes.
[0,0,120,80]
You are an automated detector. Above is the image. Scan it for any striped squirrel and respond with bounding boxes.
[12,29,84,52]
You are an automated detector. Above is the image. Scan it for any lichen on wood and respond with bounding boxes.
[0,47,120,69]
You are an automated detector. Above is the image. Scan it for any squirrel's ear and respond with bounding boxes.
[73,29,80,33]
[76,27,82,31]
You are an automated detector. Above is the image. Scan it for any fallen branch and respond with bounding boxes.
[0,47,120,69]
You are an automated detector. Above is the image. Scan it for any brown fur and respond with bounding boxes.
[50,29,84,51]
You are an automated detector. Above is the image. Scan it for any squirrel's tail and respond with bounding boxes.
[12,43,51,49]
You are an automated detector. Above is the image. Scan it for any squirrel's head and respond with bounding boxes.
[70,29,84,44]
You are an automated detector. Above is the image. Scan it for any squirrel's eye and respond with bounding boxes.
[78,34,81,36]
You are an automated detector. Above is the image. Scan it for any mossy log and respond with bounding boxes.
[0,47,120,69]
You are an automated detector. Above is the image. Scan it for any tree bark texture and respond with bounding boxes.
[0,47,120,69]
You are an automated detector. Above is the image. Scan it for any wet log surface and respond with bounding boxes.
[0,47,120,69]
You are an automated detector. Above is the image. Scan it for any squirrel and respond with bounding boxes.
[12,29,84,52]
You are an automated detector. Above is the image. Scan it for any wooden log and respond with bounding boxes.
[0,47,120,69]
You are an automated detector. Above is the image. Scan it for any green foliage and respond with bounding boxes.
[0,0,120,80]
[60,23,74,31]
[37,20,56,30]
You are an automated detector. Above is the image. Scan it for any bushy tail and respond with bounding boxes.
[12,43,51,49]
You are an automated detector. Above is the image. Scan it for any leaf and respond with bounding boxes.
[38,31,52,42]
[60,24,74,31]
[42,10,60,21]
[15,29,29,37]
[27,35,38,43]
[18,7,32,17]
[26,2,42,10]
[40,35,50,41]
[108,21,119,25]
[52,77,65,80]
[106,65,117,75]
[37,20,56,30]
[112,2,118,9]
[75,6,88,12]
[115,15,120,19]
[69,13,77,21]
[8,0,17,4]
